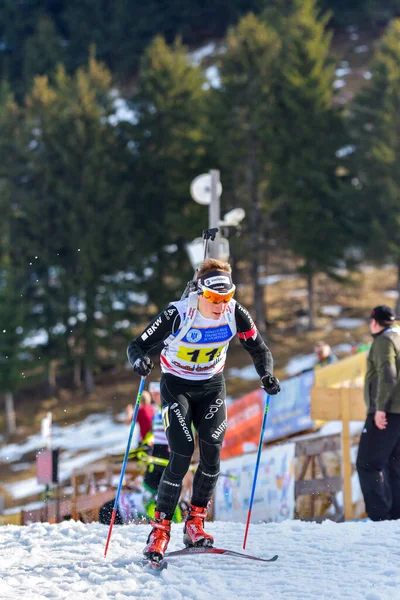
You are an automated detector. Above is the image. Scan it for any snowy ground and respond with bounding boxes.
[0,518,399,600]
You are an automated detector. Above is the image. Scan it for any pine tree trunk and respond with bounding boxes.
[307,271,315,331]
[5,392,16,437]
[73,360,82,388]
[83,291,96,395]
[46,360,57,395]
[84,367,95,395]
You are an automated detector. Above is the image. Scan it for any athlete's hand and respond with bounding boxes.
[374,410,387,430]
[133,356,154,377]
[261,375,281,395]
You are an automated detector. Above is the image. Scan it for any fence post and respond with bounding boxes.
[340,388,352,520]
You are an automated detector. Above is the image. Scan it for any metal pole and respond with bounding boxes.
[104,376,146,558]
[243,394,271,550]
[209,169,221,259]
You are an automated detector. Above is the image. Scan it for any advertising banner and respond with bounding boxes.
[264,370,315,443]
[222,351,366,460]
[214,442,295,523]
[222,371,315,459]
[221,390,264,460]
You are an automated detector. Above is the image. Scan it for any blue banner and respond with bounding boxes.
[263,370,315,442]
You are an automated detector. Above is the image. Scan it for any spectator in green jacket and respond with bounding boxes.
[356,305,400,521]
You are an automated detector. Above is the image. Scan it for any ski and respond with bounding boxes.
[165,546,278,563]
[139,557,168,572]
[138,546,278,571]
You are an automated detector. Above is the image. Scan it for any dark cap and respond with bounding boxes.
[198,270,234,293]
[370,305,396,323]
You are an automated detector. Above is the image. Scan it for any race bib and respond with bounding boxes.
[176,345,224,363]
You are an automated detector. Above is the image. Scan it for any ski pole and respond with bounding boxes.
[104,376,146,558]
[242,394,271,550]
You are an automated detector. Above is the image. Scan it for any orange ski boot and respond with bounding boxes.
[143,512,171,561]
[183,504,214,548]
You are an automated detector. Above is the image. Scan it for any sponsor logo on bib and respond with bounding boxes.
[186,328,202,343]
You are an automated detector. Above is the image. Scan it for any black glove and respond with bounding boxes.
[132,356,154,377]
[261,374,280,395]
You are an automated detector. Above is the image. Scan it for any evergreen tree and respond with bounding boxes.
[0,1,65,97]
[321,0,400,25]
[10,71,82,395]
[271,0,353,329]
[0,228,27,438]
[1,0,398,93]
[0,89,28,437]
[19,53,136,393]
[131,35,210,309]
[261,0,296,31]
[350,19,400,314]
[23,17,64,91]
[61,0,113,71]
[62,0,268,79]
[211,14,281,334]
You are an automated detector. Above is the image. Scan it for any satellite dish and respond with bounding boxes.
[190,174,222,206]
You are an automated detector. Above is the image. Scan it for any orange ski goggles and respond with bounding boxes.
[201,285,236,304]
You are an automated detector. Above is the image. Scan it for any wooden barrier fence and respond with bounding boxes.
[310,386,366,520]
[0,459,143,526]
[0,489,116,526]
[295,433,343,522]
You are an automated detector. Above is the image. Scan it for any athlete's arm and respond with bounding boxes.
[234,302,273,377]
[127,306,181,366]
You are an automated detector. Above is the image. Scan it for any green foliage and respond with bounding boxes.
[209,13,282,329]
[0,0,399,391]
[62,0,267,78]
[23,17,65,91]
[0,0,398,99]
[0,86,30,394]
[351,19,400,268]
[271,0,352,276]
[213,13,281,178]
[0,212,27,394]
[0,0,398,97]
[2,53,140,391]
[0,263,27,394]
[131,36,210,308]
[0,1,66,97]
[321,0,400,25]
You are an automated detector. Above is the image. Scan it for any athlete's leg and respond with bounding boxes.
[155,375,195,518]
[190,378,227,507]
[183,377,227,547]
